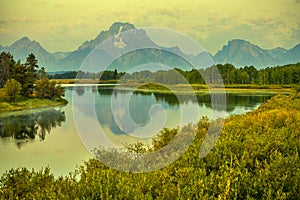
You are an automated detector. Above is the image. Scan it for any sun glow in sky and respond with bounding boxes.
[0,0,299,54]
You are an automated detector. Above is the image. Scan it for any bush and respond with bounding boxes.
[294,85,300,93]
[3,79,21,102]
[35,78,65,100]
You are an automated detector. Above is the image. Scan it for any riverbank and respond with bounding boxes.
[116,82,295,95]
[53,79,118,84]
[0,98,68,113]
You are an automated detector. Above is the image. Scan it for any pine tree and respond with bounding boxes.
[22,53,39,97]
[0,52,15,88]
[38,67,47,79]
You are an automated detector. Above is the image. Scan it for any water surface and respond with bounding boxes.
[0,86,275,176]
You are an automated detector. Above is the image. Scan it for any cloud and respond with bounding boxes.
[281,11,296,17]
[32,1,48,7]
[154,8,180,19]
[246,16,277,28]
[21,17,38,23]
[75,20,88,27]
[10,17,38,24]
[0,28,11,34]
[54,3,63,8]
[81,14,88,19]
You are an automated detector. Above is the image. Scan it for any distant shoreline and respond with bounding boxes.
[56,80,296,94]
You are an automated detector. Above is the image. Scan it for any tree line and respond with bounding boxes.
[0,52,64,102]
[49,69,125,80]
[215,63,300,85]
[49,62,300,85]
[124,63,300,85]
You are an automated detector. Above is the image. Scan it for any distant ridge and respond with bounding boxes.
[2,37,57,68]
[1,22,299,72]
[278,44,300,65]
[214,39,300,68]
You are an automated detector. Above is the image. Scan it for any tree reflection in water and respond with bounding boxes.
[0,109,66,148]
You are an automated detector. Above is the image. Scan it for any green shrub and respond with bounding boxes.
[35,78,65,100]
[3,79,21,102]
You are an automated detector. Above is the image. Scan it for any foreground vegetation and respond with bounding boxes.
[1,92,299,199]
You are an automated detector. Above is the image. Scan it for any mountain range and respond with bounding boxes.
[214,39,300,67]
[1,22,299,72]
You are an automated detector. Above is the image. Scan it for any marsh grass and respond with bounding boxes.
[0,98,67,113]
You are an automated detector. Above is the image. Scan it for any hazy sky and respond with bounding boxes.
[0,0,299,54]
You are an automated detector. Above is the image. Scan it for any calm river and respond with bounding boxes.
[0,85,275,176]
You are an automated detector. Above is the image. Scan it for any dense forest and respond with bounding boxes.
[49,62,300,85]
[0,52,64,102]
[0,92,299,199]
